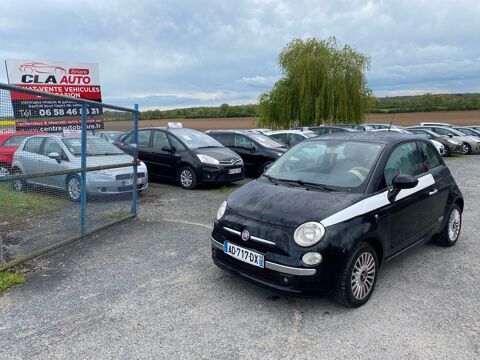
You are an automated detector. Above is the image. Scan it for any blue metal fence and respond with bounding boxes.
[0,83,140,270]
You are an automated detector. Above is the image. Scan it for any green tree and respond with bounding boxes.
[258,37,372,128]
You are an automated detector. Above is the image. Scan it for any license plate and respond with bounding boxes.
[223,241,264,268]
[123,178,142,186]
[228,168,242,174]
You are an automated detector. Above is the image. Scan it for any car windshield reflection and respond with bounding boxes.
[265,140,384,189]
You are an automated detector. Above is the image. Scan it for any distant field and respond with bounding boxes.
[104,110,480,132]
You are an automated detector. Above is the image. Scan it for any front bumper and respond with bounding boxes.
[211,237,327,296]
[86,171,149,195]
[199,165,245,184]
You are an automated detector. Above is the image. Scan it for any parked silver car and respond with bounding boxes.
[12,135,148,200]
[410,126,480,154]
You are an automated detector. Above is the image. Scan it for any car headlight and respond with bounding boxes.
[197,154,220,165]
[294,222,325,247]
[216,200,227,221]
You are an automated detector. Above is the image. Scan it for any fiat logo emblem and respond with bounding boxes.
[241,230,250,241]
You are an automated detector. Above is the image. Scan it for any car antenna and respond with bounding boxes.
[387,114,396,131]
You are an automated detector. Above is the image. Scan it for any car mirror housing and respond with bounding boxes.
[47,152,61,163]
[161,146,174,153]
[388,174,418,202]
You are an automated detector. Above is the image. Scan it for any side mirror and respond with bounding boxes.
[388,174,418,202]
[48,152,61,163]
[161,146,174,153]
[448,134,453,138]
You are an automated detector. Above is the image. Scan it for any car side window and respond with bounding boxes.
[138,130,151,148]
[3,136,28,147]
[23,137,44,154]
[419,142,442,170]
[235,135,253,148]
[383,142,425,188]
[152,130,169,150]
[270,133,288,145]
[289,133,304,145]
[167,134,186,152]
[433,127,450,136]
[212,133,234,147]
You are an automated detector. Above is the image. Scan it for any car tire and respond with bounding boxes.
[66,175,81,202]
[434,204,462,247]
[0,163,10,177]
[462,143,472,155]
[178,166,197,189]
[444,146,451,157]
[12,168,27,191]
[334,242,378,308]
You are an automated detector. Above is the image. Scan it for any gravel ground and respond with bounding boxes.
[0,156,479,359]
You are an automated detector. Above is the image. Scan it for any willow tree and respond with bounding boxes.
[258,37,372,128]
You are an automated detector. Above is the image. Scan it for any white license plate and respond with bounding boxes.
[223,241,264,268]
[123,178,142,186]
[228,168,242,174]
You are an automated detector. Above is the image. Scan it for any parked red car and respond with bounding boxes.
[0,132,41,176]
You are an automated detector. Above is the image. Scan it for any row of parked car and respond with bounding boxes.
[1,121,479,198]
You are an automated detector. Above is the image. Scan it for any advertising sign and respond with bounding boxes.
[5,59,103,121]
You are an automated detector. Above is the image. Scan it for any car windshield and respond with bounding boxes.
[62,137,125,156]
[169,128,223,149]
[265,140,384,190]
[249,134,284,148]
[303,131,317,138]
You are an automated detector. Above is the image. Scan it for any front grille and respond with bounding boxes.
[219,159,243,166]
[116,172,145,180]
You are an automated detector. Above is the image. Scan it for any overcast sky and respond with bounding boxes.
[1,0,479,109]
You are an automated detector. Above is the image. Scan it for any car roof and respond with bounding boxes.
[305,131,423,145]
[266,129,312,135]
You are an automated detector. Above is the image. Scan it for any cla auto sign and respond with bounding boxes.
[5,59,103,121]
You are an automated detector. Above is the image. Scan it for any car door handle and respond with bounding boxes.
[428,189,438,196]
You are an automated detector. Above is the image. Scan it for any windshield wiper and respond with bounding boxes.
[196,146,221,149]
[262,174,279,184]
[276,178,335,192]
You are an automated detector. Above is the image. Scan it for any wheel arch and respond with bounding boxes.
[362,237,384,267]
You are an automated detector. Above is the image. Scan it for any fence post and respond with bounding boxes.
[80,103,87,237]
[131,104,139,217]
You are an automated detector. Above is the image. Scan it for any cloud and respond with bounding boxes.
[1,0,480,108]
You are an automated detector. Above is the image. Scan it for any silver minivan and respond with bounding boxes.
[12,134,148,200]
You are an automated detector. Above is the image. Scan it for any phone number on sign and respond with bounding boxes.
[17,107,101,117]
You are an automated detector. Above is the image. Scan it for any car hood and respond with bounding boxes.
[194,147,242,162]
[227,179,364,228]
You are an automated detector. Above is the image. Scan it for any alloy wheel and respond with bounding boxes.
[0,166,9,177]
[350,252,376,301]
[180,169,193,188]
[448,208,461,242]
[68,177,81,201]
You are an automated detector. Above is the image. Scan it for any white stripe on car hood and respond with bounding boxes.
[321,173,435,227]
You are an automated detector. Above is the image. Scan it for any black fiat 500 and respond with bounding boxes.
[118,127,244,189]
[211,132,463,307]
[206,130,287,176]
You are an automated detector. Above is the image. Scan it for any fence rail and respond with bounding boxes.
[0,83,140,269]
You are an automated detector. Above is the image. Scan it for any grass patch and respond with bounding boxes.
[0,184,65,221]
[102,207,130,221]
[217,183,242,194]
[0,271,25,294]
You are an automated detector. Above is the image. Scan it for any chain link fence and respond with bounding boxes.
[0,83,141,270]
